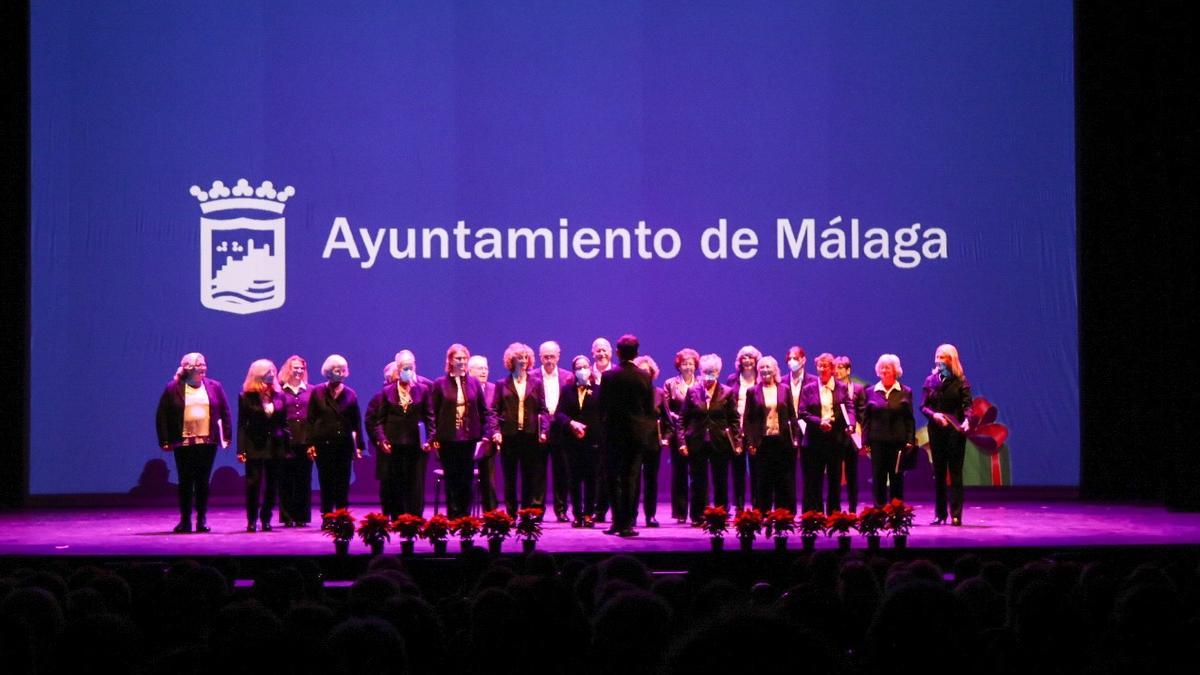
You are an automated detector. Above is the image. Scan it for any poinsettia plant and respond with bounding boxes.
[799,510,829,538]
[825,511,856,537]
[391,513,426,541]
[733,508,763,540]
[700,505,729,537]
[763,509,796,538]
[420,513,451,542]
[357,512,392,546]
[481,509,515,541]
[450,515,484,542]
[855,506,887,538]
[321,508,355,541]
[515,508,544,541]
[883,499,915,537]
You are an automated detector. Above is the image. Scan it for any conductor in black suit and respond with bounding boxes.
[597,334,657,537]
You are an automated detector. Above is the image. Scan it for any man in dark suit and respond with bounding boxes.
[799,353,857,514]
[530,340,575,521]
[597,334,656,537]
[468,355,499,512]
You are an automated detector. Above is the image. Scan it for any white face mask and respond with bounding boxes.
[703,372,718,384]
[787,359,802,373]
[575,368,590,382]
[399,368,415,383]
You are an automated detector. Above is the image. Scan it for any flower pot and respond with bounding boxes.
[739,537,754,553]
[522,539,536,554]
[801,535,816,552]
[334,539,350,556]
[488,538,504,555]
[460,539,475,553]
[837,536,851,553]
[432,539,448,556]
[370,540,385,556]
[893,534,908,550]
[774,536,788,552]
[710,536,724,552]
[400,540,415,556]
[866,535,881,552]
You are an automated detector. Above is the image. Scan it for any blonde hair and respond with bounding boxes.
[736,345,763,365]
[281,355,309,385]
[633,355,660,380]
[242,359,279,395]
[502,342,535,372]
[758,356,781,384]
[934,344,965,379]
[174,352,205,381]
[383,361,399,384]
[444,344,470,373]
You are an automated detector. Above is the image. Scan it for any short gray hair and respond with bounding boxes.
[699,353,723,373]
[321,354,349,379]
[874,354,903,379]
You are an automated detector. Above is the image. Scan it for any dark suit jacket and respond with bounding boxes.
[306,383,366,451]
[366,381,434,449]
[598,360,657,454]
[430,374,495,443]
[555,381,603,445]
[280,385,312,446]
[155,378,233,448]
[531,367,575,440]
[798,378,855,447]
[676,381,738,452]
[920,373,973,424]
[742,382,799,449]
[237,390,288,460]
[493,375,547,437]
[861,384,917,447]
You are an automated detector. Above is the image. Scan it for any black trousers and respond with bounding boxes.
[689,441,729,522]
[439,440,476,519]
[930,427,966,519]
[245,457,282,525]
[565,439,598,520]
[801,434,844,514]
[669,441,690,520]
[174,444,216,523]
[605,444,643,531]
[279,447,313,524]
[843,440,861,514]
[871,442,906,506]
[500,432,546,515]
[314,441,353,515]
[754,436,796,513]
[543,439,570,517]
[476,442,499,513]
[634,445,663,522]
[379,444,423,518]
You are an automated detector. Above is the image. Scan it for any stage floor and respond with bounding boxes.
[3,500,1200,557]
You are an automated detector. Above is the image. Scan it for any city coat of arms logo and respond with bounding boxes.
[189,178,294,314]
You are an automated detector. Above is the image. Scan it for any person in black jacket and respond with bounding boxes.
[429,344,496,519]
[677,353,739,525]
[306,354,365,517]
[237,359,288,532]
[492,342,548,516]
[921,344,973,526]
[367,350,435,518]
[278,355,313,526]
[557,355,601,527]
[597,334,657,537]
[742,356,799,513]
[155,352,232,533]
[860,354,916,507]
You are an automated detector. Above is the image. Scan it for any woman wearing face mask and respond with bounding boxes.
[860,354,916,507]
[663,348,700,523]
[676,354,738,525]
[237,359,288,532]
[921,344,973,526]
[492,342,548,517]
[556,355,602,527]
[155,352,232,533]
[306,354,365,517]
[278,355,313,527]
[726,345,762,513]
[367,350,435,518]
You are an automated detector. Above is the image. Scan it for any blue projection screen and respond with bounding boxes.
[30,2,1076,495]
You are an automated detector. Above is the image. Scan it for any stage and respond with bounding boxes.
[4,498,1199,559]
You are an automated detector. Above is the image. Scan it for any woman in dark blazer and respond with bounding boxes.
[921,344,973,526]
[237,359,288,532]
[367,350,435,518]
[676,353,739,525]
[155,352,232,533]
[278,355,313,526]
[429,344,496,519]
[556,355,602,527]
[860,354,916,507]
[798,353,856,515]
[742,356,799,513]
[662,348,699,523]
[305,354,365,517]
[492,342,548,517]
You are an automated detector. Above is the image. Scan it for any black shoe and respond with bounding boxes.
[929,517,947,526]
[645,519,659,528]
[571,519,583,528]
[691,521,704,528]
[675,517,688,524]
[282,519,295,528]
[261,522,273,532]
[603,527,620,535]
[951,517,962,527]
[247,523,258,532]
[173,521,192,534]
[583,516,596,528]
[556,511,569,523]
[617,529,639,538]
[195,520,210,533]
[594,515,608,523]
